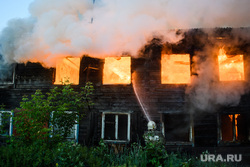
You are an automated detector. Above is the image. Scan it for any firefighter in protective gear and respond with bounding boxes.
[144,121,165,144]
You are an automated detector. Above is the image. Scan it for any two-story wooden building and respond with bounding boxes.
[1,28,250,150]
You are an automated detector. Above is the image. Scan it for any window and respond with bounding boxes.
[0,111,13,136]
[163,113,192,142]
[54,57,80,85]
[161,54,190,84]
[103,57,131,85]
[0,62,14,85]
[221,114,248,142]
[101,112,131,142]
[50,111,79,142]
[218,48,244,81]
[53,124,79,142]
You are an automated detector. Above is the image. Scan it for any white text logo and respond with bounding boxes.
[200,154,242,162]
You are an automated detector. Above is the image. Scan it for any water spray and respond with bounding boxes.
[132,72,151,122]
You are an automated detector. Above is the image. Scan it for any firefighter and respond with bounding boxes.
[144,121,165,144]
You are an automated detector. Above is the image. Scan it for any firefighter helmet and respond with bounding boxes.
[147,121,156,130]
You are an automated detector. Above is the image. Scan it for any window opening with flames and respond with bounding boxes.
[103,57,131,85]
[218,48,244,81]
[161,54,190,84]
[54,57,80,85]
[221,114,248,142]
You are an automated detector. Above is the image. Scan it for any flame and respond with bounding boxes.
[103,57,131,84]
[161,54,190,84]
[228,114,233,122]
[235,114,240,140]
[228,114,240,140]
[218,48,244,81]
[54,57,80,85]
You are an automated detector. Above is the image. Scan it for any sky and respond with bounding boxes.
[0,0,33,32]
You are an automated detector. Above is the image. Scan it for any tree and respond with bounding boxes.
[13,82,94,146]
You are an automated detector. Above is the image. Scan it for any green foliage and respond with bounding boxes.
[12,82,94,146]
[54,142,87,167]
[0,142,55,167]
[0,105,7,135]
[0,141,102,167]
[0,112,11,136]
[144,140,167,166]
[0,140,233,167]
[0,104,5,110]
[143,132,167,166]
[0,104,12,145]
[91,140,110,164]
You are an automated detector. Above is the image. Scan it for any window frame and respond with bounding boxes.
[218,113,248,144]
[217,53,245,82]
[0,64,15,85]
[0,111,13,136]
[102,57,132,85]
[161,113,194,146]
[54,57,81,85]
[50,111,79,142]
[161,54,191,84]
[101,112,131,143]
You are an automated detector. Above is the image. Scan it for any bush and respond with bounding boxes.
[144,138,167,166]
[0,141,102,167]
[54,142,87,167]
[0,142,55,167]
[12,82,94,146]
[0,141,232,167]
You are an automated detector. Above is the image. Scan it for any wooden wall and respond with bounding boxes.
[0,28,250,147]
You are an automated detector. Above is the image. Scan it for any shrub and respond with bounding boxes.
[54,142,87,167]
[12,82,94,146]
[0,141,232,167]
[0,142,55,167]
[144,139,167,166]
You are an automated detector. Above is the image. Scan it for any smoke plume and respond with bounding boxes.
[186,45,248,112]
[1,0,250,67]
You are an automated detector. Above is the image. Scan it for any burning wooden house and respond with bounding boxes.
[1,28,250,149]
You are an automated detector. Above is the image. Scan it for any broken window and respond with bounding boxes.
[221,114,248,142]
[161,54,190,84]
[163,113,191,142]
[218,48,244,81]
[103,57,131,85]
[101,112,130,141]
[54,57,80,85]
[0,111,13,136]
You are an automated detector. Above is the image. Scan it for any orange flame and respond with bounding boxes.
[218,48,244,81]
[161,54,190,84]
[235,114,240,140]
[103,57,131,84]
[228,114,240,140]
[228,114,233,122]
[54,57,80,85]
